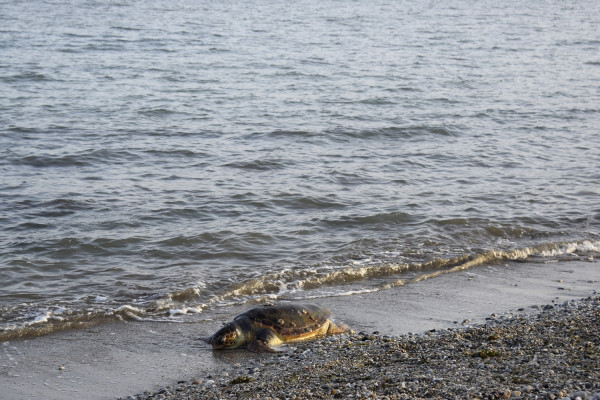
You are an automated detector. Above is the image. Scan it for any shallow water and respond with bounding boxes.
[1,0,599,340]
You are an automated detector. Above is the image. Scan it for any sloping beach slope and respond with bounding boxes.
[1,259,598,400]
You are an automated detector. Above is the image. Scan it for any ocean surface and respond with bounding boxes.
[1,0,599,341]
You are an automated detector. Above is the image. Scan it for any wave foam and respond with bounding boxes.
[2,240,597,342]
[539,240,600,257]
[205,240,599,305]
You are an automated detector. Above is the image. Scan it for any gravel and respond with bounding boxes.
[122,296,600,400]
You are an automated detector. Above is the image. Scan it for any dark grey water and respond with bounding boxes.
[1,0,599,339]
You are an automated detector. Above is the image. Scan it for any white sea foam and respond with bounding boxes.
[114,305,145,321]
[203,241,600,310]
[29,311,52,325]
[539,240,600,257]
[168,306,203,316]
[4,239,597,341]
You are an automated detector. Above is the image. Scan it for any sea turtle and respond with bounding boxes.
[205,303,350,352]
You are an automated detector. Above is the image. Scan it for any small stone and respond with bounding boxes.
[230,376,254,385]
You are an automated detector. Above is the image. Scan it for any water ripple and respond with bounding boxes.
[1,0,599,336]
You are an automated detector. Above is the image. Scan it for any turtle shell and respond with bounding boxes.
[235,303,332,340]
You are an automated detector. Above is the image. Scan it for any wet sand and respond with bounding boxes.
[128,295,600,400]
[1,259,598,400]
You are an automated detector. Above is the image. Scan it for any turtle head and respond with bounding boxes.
[207,322,245,349]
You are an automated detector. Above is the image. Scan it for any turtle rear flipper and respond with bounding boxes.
[326,320,350,335]
[247,328,284,353]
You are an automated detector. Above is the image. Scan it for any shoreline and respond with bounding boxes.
[1,259,598,400]
[126,295,600,400]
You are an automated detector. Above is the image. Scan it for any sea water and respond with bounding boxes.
[1,0,599,340]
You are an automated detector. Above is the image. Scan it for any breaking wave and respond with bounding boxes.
[210,240,599,303]
[4,239,597,342]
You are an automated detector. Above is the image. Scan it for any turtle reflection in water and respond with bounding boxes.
[205,303,350,352]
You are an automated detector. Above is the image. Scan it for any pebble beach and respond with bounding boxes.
[124,295,600,400]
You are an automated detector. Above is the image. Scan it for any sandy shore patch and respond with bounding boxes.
[126,296,600,400]
[1,259,598,399]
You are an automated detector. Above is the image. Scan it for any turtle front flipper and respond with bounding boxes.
[247,328,284,353]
